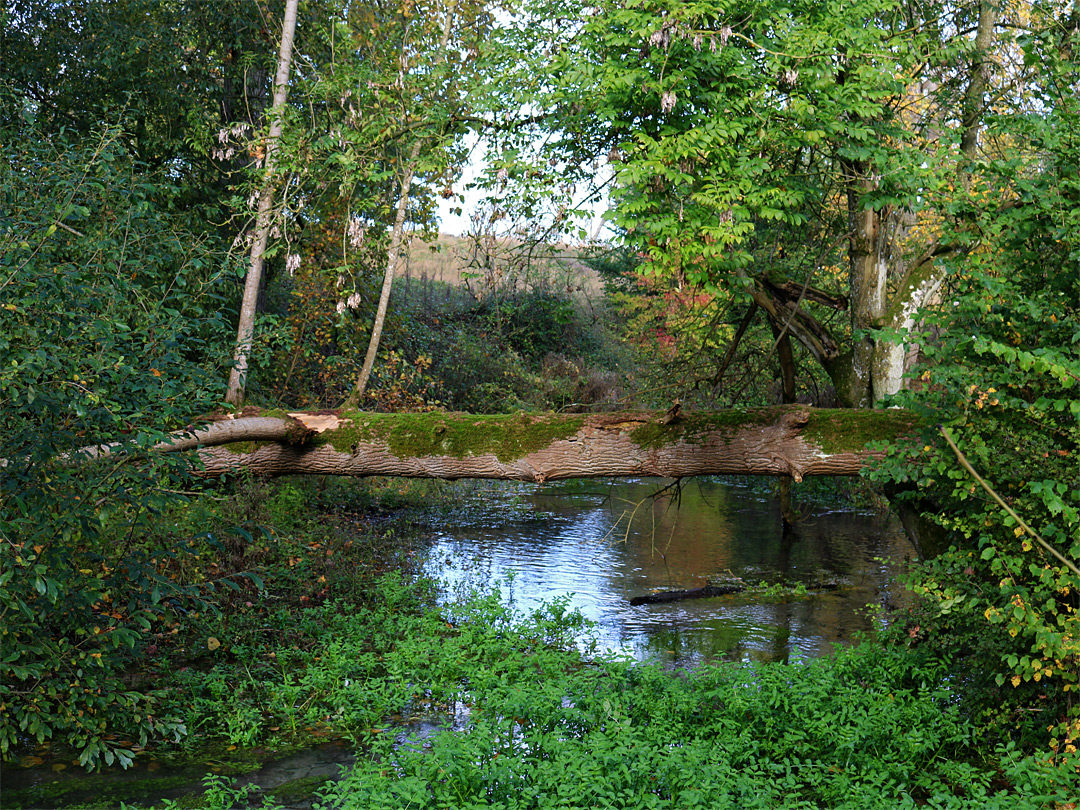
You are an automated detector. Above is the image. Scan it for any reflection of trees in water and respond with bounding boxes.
[625,597,862,667]
[592,479,910,664]
[592,480,741,590]
[430,478,910,665]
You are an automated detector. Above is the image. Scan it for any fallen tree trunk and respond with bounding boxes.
[629,584,746,606]
[172,406,917,482]
[630,579,843,606]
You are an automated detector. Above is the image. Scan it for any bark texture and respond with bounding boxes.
[226,0,300,406]
[176,406,918,482]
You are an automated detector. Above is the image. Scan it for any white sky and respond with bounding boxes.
[433,136,615,242]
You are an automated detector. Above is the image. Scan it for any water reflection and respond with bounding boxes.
[426,478,915,666]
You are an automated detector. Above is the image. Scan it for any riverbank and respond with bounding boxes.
[4,478,1078,808]
[7,577,1079,809]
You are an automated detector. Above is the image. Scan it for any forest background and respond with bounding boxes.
[1,0,1078,804]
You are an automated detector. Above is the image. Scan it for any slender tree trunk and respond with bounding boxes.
[343,5,457,410]
[959,0,999,186]
[771,320,799,530]
[226,0,300,407]
[345,143,420,409]
[836,167,886,409]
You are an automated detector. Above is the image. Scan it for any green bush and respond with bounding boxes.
[392,289,625,413]
[0,114,233,768]
[869,59,1080,753]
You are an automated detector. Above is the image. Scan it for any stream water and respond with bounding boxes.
[4,477,916,808]
[427,477,914,666]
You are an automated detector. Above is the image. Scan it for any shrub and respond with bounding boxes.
[0,115,232,768]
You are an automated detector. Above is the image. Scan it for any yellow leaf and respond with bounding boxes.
[151,368,162,377]
[207,637,221,651]
[1011,675,1021,687]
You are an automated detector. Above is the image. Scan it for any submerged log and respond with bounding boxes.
[630,579,844,606]
[629,584,746,606]
[182,406,918,482]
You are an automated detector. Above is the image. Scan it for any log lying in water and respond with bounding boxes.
[630,579,844,606]
[629,584,746,606]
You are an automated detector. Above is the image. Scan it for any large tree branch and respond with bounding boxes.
[748,277,844,368]
[711,303,758,391]
[762,278,848,311]
[74,415,318,461]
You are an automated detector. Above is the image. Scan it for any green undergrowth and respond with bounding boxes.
[10,475,1078,808]
[327,652,1078,809]
[148,576,1078,809]
[142,564,1074,808]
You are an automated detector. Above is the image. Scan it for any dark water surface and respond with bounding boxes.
[5,478,914,808]
[427,478,914,667]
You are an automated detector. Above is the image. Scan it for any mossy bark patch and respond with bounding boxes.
[803,408,920,455]
[630,412,781,451]
[320,412,586,463]
[629,409,776,450]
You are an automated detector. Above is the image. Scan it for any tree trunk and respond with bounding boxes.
[770,318,799,530]
[161,406,919,481]
[345,146,420,409]
[342,5,457,410]
[226,0,300,407]
[840,169,887,409]
[832,1,999,408]
[959,0,999,188]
